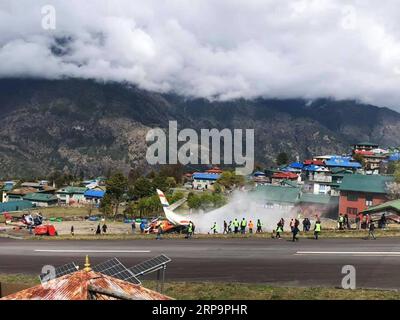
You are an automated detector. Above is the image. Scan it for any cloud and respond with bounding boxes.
[2,0,400,109]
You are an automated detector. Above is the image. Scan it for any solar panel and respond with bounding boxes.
[129,254,171,277]
[92,258,141,285]
[39,262,78,283]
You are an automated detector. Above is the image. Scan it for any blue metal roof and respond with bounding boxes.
[289,162,304,169]
[192,173,220,180]
[325,157,362,168]
[303,165,326,172]
[253,171,266,176]
[388,153,400,161]
[84,190,105,198]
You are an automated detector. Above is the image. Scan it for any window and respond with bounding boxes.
[346,207,358,215]
[366,195,373,207]
[347,193,358,201]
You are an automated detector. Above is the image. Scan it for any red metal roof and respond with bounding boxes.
[1,270,172,300]
[303,160,325,166]
[272,172,298,179]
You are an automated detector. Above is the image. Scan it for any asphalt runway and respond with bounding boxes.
[0,237,400,289]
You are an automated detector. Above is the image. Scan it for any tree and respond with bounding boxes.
[217,171,245,190]
[128,168,142,184]
[132,177,154,199]
[276,152,289,166]
[165,177,177,189]
[352,153,365,167]
[99,193,114,216]
[105,172,128,217]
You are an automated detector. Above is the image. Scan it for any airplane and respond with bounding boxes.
[144,189,191,234]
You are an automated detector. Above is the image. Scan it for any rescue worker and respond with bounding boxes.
[314,220,321,240]
[156,223,163,240]
[275,222,283,239]
[95,224,101,235]
[292,222,300,242]
[211,222,218,234]
[368,221,376,240]
[240,218,247,234]
[256,219,262,233]
[228,221,233,233]
[102,223,108,234]
[223,220,228,234]
[233,218,239,234]
[248,220,254,234]
[338,214,344,230]
[186,221,194,239]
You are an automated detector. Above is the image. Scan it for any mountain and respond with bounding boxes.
[1,78,400,179]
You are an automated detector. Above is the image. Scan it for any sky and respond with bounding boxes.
[2,0,400,110]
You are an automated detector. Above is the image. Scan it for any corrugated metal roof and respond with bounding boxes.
[84,190,105,198]
[192,173,220,180]
[339,174,394,194]
[1,270,172,300]
[0,200,33,213]
[23,193,58,202]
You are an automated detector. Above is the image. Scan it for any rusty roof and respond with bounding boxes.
[7,187,38,195]
[1,270,172,300]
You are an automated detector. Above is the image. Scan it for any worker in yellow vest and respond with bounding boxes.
[314,220,321,240]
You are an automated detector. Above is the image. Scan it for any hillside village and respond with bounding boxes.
[0,142,400,229]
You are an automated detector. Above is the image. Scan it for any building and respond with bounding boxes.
[0,181,15,202]
[352,142,388,173]
[1,259,171,300]
[297,193,339,219]
[84,189,105,205]
[338,174,394,218]
[5,187,38,202]
[0,200,33,213]
[252,171,269,184]
[324,156,362,171]
[23,193,58,207]
[56,186,87,205]
[252,184,300,210]
[192,173,220,190]
[361,199,400,223]
[271,172,299,185]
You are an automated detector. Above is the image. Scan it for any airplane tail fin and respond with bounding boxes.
[156,189,190,226]
[157,189,170,208]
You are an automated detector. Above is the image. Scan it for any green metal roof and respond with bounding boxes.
[252,185,300,204]
[23,193,58,202]
[299,193,339,205]
[362,199,400,214]
[57,186,87,194]
[338,174,393,194]
[0,201,33,213]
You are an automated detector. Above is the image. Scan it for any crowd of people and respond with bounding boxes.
[210,218,264,235]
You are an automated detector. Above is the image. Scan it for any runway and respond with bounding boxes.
[0,237,400,289]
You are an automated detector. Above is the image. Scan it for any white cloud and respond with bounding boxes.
[2,0,400,109]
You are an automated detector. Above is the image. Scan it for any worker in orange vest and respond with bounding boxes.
[248,220,254,234]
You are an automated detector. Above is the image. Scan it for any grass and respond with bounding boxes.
[0,274,398,300]
[13,206,100,219]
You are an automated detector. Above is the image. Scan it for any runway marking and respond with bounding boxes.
[34,249,151,253]
[296,251,400,257]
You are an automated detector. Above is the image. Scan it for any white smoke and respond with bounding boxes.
[186,190,296,234]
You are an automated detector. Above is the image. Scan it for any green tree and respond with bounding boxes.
[132,177,154,199]
[105,172,128,217]
[99,193,114,216]
[353,153,365,167]
[217,171,245,190]
[276,152,289,166]
[165,177,177,189]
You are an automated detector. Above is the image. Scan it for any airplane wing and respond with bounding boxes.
[156,189,190,226]
[167,197,187,211]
